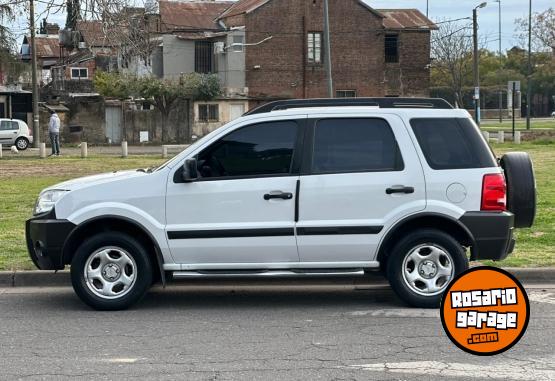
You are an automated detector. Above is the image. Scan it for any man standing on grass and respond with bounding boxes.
[48,109,61,156]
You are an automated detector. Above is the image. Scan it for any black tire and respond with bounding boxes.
[386,229,468,308]
[71,232,153,310]
[15,137,29,150]
[500,152,536,228]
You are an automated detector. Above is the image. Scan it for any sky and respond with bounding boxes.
[7,0,554,52]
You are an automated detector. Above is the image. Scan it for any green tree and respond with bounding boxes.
[93,71,134,99]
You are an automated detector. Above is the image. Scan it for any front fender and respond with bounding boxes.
[65,202,171,261]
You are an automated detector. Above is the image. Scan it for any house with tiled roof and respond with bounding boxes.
[216,0,437,107]
[20,33,61,84]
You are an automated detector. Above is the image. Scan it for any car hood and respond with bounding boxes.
[45,170,149,192]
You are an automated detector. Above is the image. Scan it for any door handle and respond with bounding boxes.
[264,191,293,201]
[386,186,415,195]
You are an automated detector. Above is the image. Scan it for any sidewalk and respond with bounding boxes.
[0,268,552,288]
[1,145,189,157]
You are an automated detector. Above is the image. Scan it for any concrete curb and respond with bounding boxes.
[0,267,552,288]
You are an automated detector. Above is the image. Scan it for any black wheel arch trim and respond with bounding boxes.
[62,215,167,287]
[377,212,477,265]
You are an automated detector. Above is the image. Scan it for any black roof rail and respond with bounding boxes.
[244,97,454,115]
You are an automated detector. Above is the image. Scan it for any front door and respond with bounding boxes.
[296,116,426,263]
[166,118,304,266]
[105,106,122,144]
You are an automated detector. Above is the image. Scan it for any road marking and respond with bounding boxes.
[103,358,140,364]
[528,291,555,305]
[347,309,439,318]
[345,360,555,380]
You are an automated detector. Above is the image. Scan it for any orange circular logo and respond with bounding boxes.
[440,267,530,356]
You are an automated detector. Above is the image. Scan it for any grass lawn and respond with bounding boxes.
[0,156,166,270]
[0,143,553,270]
[481,118,555,131]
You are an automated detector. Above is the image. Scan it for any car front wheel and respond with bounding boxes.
[386,228,468,308]
[71,232,153,310]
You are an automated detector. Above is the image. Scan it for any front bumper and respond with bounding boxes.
[459,211,515,261]
[25,210,76,270]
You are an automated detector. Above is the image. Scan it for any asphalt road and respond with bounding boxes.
[0,282,554,380]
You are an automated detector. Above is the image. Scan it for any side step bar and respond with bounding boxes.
[172,269,366,279]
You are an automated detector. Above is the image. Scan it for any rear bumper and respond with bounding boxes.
[26,210,75,270]
[459,211,515,261]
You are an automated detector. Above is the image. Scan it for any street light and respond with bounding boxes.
[526,0,532,130]
[495,0,502,123]
[473,2,487,125]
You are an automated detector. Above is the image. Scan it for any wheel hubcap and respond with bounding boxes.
[17,140,26,149]
[402,244,454,296]
[84,247,137,299]
[419,260,438,278]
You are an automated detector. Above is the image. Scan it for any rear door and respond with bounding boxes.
[0,120,19,144]
[296,115,426,263]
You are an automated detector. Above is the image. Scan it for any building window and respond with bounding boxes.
[336,90,357,98]
[232,35,244,52]
[199,104,219,122]
[70,67,88,79]
[385,34,399,63]
[195,41,214,73]
[307,32,322,64]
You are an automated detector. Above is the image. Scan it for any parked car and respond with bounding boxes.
[26,98,536,310]
[0,118,33,150]
[551,111,555,118]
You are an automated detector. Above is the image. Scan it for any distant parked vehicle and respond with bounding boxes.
[0,118,33,150]
[551,111,555,118]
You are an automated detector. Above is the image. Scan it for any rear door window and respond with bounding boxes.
[410,118,497,170]
[311,118,404,174]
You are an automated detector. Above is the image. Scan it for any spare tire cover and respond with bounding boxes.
[500,152,536,228]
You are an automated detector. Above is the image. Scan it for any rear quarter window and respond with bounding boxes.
[410,118,497,170]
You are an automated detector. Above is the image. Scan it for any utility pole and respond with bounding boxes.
[526,0,532,130]
[426,0,429,18]
[472,8,479,125]
[496,0,502,123]
[323,0,333,98]
[472,3,487,126]
[29,0,40,147]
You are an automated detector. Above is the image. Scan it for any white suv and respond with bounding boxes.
[26,98,536,310]
[0,118,33,150]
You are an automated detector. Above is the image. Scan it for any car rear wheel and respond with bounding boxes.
[15,137,29,150]
[71,232,152,310]
[386,229,468,308]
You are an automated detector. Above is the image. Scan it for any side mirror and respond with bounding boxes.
[182,158,199,182]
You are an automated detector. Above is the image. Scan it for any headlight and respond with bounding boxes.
[34,190,69,215]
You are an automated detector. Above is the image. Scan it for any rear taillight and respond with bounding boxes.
[481,173,507,211]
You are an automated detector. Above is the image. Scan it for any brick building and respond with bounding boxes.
[218,0,437,108]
